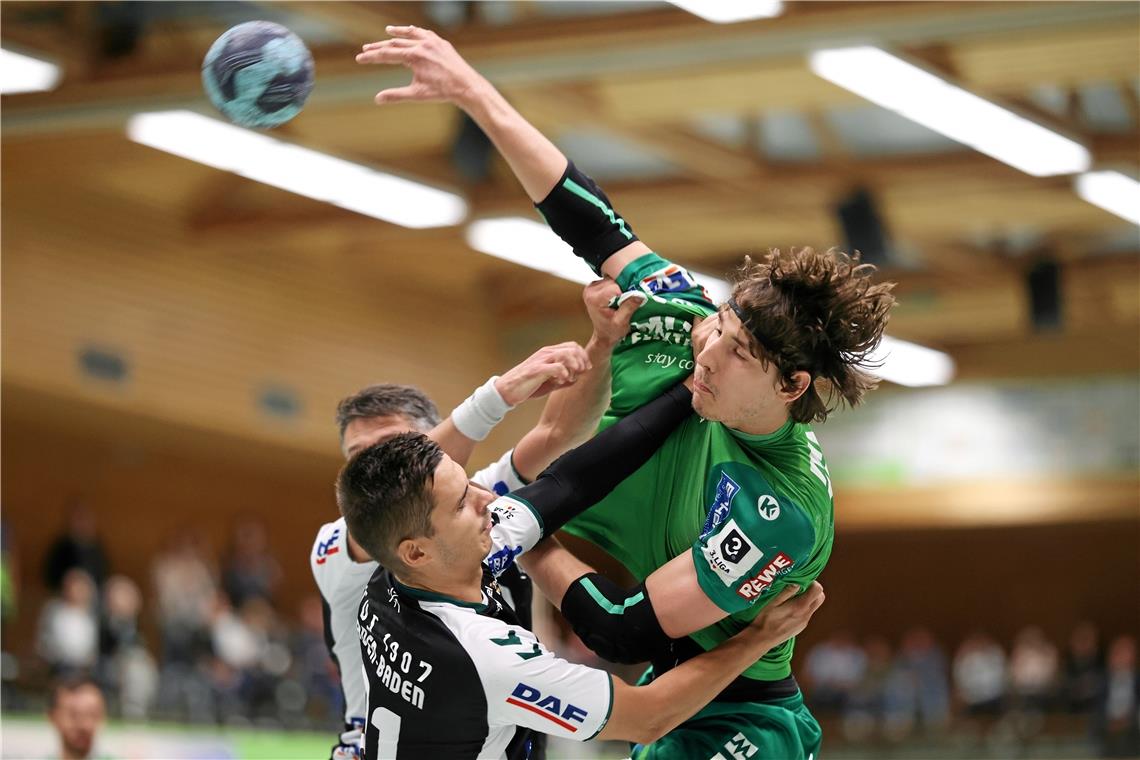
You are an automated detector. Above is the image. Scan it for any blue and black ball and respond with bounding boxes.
[202,20,314,129]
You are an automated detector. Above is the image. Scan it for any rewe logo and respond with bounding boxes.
[506,682,589,732]
[315,529,340,565]
[736,552,795,600]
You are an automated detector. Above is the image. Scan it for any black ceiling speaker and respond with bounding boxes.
[1027,257,1063,332]
[836,187,893,266]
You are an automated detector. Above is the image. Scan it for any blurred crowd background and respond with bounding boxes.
[2,500,1137,758]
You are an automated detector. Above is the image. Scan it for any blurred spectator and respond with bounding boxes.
[152,531,217,664]
[1063,621,1105,714]
[47,674,109,760]
[151,532,217,722]
[43,499,108,593]
[842,635,893,743]
[1096,635,1140,758]
[885,627,951,738]
[98,575,157,719]
[806,631,867,712]
[293,594,344,724]
[221,519,282,607]
[210,594,291,723]
[1009,625,1059,710]
[953,632,1007,716]
[37,569,99,675]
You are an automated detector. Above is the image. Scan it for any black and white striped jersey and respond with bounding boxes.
[311,450,527,727]
[358,565,613,760]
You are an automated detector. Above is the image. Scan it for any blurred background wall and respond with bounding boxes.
[2,2,1137,758]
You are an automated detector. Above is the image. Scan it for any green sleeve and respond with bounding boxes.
[607,253,718,416]
[689,473,816,615]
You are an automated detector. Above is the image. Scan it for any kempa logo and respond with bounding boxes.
[757,494,780,521]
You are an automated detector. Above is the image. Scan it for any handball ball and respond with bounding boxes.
[201,20,314,129]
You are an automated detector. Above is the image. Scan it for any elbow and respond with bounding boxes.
[634,723,668,747]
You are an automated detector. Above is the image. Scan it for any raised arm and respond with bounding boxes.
[428,340,590,466]
[511,279,646,480]
[357,26,651,280]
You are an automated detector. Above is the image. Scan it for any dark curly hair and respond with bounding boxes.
[730,247,896,424]
[336,432,444,572]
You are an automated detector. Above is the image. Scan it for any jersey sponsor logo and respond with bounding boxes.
[492,480,510,496]
[735,552,795,600]
[701,519,764,586]
[711,732,760,760]
[627,314,693,347]
[639,264,698,296]
[486,544,523,576]
[757,494,780,521]
[491,499,519,522]
[701,472,741,537]
[314,529,341,565]
[506,683,589,732]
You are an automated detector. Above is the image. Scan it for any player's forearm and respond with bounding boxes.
[426,417,478,467]
[456,78,568,203]
[601,629,777,745]
[510,335,612,481]
[517,536,593,606]
[510,383,692,536]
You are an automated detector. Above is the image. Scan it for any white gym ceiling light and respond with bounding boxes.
[668,0,783,23]
[465,216,953,386]
[1074,171,1140,226]
[127,110,467,229]
[809,46,1090,177]
[0,47,61,94]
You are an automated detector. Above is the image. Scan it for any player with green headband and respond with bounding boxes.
[358,26,897,760]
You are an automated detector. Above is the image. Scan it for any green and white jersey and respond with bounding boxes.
[564,253,835,682]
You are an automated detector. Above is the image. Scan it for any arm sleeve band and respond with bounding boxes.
[510,382,691,536]
[535,161,639,274]
[560,573,672,665]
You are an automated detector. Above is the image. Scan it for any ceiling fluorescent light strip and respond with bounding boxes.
[668,0,784,24]
[465,216,953,386]
[809,46,1089,177]
[1,47,62,94]
[127,110,466,229]
[1074,171,1140,226]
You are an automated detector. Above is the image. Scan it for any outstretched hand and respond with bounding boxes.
[356,26,483,105]
[494,342,592,407]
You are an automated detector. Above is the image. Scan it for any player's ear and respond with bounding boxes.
[397,537,429,569]
[780,370,812,404]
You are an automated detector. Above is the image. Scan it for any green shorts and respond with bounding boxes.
[630,692,822,760]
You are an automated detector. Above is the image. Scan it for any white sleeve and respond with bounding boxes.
[470,449,527,496]
[470,619,613,741]
[484,494,544,577]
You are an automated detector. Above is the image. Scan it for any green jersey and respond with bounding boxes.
[564,253,835,681]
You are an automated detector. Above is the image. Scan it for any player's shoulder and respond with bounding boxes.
[310,517,350,579]
[703,462,816,556]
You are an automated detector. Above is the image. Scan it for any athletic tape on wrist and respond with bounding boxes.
[451,376,514,441]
